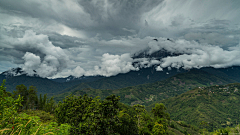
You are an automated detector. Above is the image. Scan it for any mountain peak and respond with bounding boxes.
[1,67,39,78]
[1,67,25,77]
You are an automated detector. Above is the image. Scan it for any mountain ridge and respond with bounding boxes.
[147,83,240,131]
[54,69,235,105]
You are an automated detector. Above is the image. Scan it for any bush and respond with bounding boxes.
[0,80,70,135]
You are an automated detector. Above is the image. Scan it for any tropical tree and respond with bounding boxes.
[55,94,123,134]
[0,80,22,129]
[151,103,170,135]
[13,84,38,110]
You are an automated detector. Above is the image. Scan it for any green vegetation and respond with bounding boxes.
[150,83,240,132]
[0,79,200,134]
[55,70,234,106]
[2,75,79,95]
[2,67,239,99]
[1,67,180,96]
[1,74,240,134]
[194,124,240,135]
[0,80,70,134]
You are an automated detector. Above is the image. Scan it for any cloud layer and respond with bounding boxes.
[140,39,240,70]
[0,0,240,78]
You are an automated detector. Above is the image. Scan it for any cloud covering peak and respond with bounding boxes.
[0,0,240,78]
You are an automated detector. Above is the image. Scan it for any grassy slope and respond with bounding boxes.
[149,83,240,131]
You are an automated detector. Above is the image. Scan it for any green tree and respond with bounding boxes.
[118,103,139,135]
[118,109,138,135]
[13,84,38,110]
[152,122,166,135]
[28,86,38,110]
[151,103,170,120]
[0,80,23,129]
[151,103,170,135]
[134,104,146,128]
[98,95,121,134]
[44,96,55,113]
[55,94,122,134]
[14,84,28,110]
[38,94,43,110]
[38,94,48,110]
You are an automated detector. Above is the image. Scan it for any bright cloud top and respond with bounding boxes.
[144,39,240,70]
[11,30,69,77]
[0,0,240,78]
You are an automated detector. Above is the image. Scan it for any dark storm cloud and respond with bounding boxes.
[0,0,162,37]
[1,0,240,77]
[76,0,163,35]
[48,33,85,49]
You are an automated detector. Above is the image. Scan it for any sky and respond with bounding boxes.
[1,0,240,78]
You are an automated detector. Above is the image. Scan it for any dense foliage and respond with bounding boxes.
[152,83,240,132]
[54,94,174,134]
[0,80,177,134]
[0,80,70,134]
[1,78,240,134]
[12,84,56,113]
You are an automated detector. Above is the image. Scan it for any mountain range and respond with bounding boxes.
[1,48,240,133]
[1,48,240,96]
[53,69,235,105]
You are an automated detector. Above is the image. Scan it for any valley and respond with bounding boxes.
[1,66,240,134]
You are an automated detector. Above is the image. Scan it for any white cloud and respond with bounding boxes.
[15,30,70,77]
[85,53,138,77]
[51,53,139,78]
[145,38,240,70]
[156,66,163,71]
[22,52,41,75]
[1,0,240,78]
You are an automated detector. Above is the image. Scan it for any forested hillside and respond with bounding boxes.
[55,69,235,106]
[149,83,240,131]
[2,79,240,134]
[0,80,201,135]
[2,66,240,98]
[2,75,81,95]
[0,67,186,96]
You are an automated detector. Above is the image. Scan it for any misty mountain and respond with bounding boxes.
[132,40,181,60]
[132,46,240,82]
[57,67,187,95]
[201,66,240,82]
[1,67,27,78]
[0,68,100,95]
[54,69,235,105]
[2,65,240,97]
[0,64,188,96]
[50,75,104,83]
[1,47,240,96]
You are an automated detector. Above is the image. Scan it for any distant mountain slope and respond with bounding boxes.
[148,83,240,131]
[1,65,240,96]
[201,66,240,82]
[56,66,240,96]
[0,66,186,95]
[50,75,104,83]
[54,69,234,106]
[2,74,82,95]
[132,42,181,60]
[0,74,5,82]
[0,68,103,95]
[57,67,187,94]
